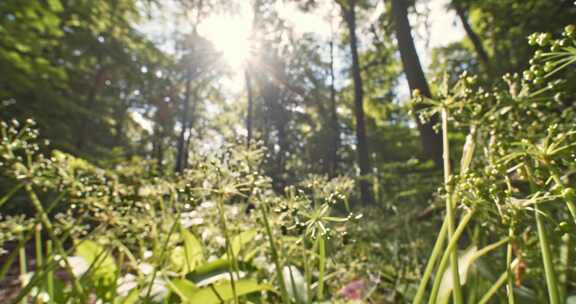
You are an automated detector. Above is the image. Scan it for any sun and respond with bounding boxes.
[198,12,252,70]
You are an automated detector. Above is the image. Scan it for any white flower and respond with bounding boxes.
[199,200,215,209]
[180,211,204,228]
[252,255,267,268]
[66,256,89,277]
[138,262,154,275]
[143,250,153,260]
[227,206,240,217]
[20,272,33,286]
[143,277,168,301]
[214,236,226,248]
[37,291,50,303]
[201,229,212,241]
[117,273,138,297]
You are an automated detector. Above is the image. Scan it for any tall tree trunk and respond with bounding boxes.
[183,88,199,169]
[245,68,254,148]
[343,0,372,204]
[454,5,490,72]
[328,34,339,177]
[391,0,443,167]
[175,69,192,173]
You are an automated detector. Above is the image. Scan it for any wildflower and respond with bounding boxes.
[66,256,89,277]
[339,279,364,300]
[180,211,204,228]
[138,262,154,275]
[117,273,138,297]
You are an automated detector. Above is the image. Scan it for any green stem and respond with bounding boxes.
[46,240,54,304]
[560,233,572,302]
[478,262,517,304]
[317,235,326,301]
[260,205,290,304]
[550,169,576,223]
[144,212,180,302]
[18,232,27,304]
[506,226,516,304]
[412,216,448,304]
[441,106,463,304]
[303,241,312,304]
[428,210,474,304]
[216,196,239,304]
[529,177,560,304]
[24,185,85,297]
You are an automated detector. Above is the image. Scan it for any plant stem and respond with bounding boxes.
[428,210,474,304]
[526,166,560,304]
[216,196,239,304]
[46,240,54,304]
[550,169,576,223]
[412,216,448,304]
[506,226,516,304]
[317,235,326,301]
[260,205,290,304]
[478,261,518,304]
[441,106,463,304]
[18,232,27,304]
[144,212,179,302]
[560,233,572,302]
[25,185,85,297]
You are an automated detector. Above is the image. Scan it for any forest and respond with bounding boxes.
[1,0,576,303]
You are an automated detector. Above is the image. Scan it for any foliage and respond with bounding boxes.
[0,119,360,303]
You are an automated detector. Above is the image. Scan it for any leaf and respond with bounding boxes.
[230,229,257,257]
[185,259,255,286]
[75,240,117,283]
[283,265,307,304]
[181,227,204,272]
[438,246,477,304]
[114,288,139,304]
[167,279,199,300]
[47,0,64,12]
[184,279,272,304]
[567,296,576,304]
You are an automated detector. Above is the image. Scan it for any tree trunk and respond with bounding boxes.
[328,34,339,177]
[175,69,192,173]
[343,0,372,204]
[245,68,254,148]
[455,5,490,72]
[391,0,443,167]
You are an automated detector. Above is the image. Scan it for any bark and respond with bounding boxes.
[343,0,372,204]
[455,5,490,72]
[328,35,339,177]
[175,69,192,173]
[245,68,254,148]
[391,0,443,167]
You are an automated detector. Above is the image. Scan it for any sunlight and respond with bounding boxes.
[198,11,252,70]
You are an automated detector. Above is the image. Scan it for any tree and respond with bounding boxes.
[339,0,372,204]
[390,0,443,167]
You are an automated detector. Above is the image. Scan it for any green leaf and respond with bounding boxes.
[185,258,255,286]
[76,240,117,281]
[230,229,257,257]
[283,265,307,304]
[181,227,204,272]
[47,0,64,12]
[114,288,139,304]
[167,279,199,300]
[184,279,271,304]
